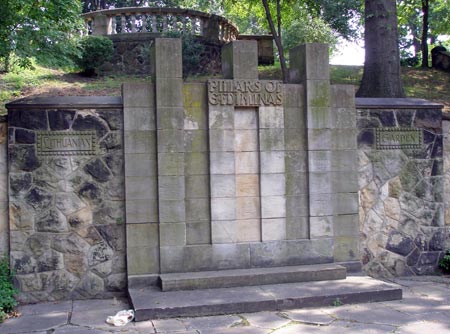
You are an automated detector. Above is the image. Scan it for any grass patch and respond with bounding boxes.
[0,66,152,114]
[330,65,363,85]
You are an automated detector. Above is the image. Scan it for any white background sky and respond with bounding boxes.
[330,39,365,65]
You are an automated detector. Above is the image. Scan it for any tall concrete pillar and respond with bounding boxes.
[289,44,359,262]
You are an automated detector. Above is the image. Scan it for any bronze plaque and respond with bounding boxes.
[375,128,423,150]
[208,79,283,107]
[37,131,97,156]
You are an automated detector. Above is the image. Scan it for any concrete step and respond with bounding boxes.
[160,263,347,291]
[129,276,403,321]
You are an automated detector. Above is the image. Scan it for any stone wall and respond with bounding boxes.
[101,33,154,75]
[100,33,273,76]
[0,117,8,256]
[357,98,445,277]
[6,97,126,302]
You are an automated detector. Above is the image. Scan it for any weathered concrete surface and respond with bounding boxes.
[1,276,449,334]
[130,276,401,321]
[160,263,346,291]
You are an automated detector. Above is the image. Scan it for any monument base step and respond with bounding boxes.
[160,263,347,291]
[129,276,402,321]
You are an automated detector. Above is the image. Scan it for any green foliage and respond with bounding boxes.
[397,0,450,61]
[222,0,361,40]
[0,0,83,72]
[439,250,450,273]
[163,31,206,78]
[75,36,114,76]
[0,256,17,322]
[282,16,338,53]
[332,297,343,307]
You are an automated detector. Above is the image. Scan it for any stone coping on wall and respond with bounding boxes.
[238,34,274,41]
[356,97,444,109]
[5,96,123,109]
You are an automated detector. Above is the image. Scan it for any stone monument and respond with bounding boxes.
[5,39,405,317]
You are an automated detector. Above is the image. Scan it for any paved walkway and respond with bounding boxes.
[1,277,450,334]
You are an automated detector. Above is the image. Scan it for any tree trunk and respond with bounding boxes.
[410,22,421,57]
[357,0,405,97]
[261,0,289,83]
[421,0,429,68]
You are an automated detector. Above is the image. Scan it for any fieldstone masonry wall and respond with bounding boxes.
[357,99,445,277]
[442,115,450,250]
[6,97,126,302]
[0,118,8,256]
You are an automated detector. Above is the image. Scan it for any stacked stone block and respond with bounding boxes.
[259,104,287,241]
[330,86,360,262]
[283,85,309,239]
[183,84,211,245]
[153,39,188,273]
[209,100,239,243]
[123,83,159,285]
[290,44,359,262]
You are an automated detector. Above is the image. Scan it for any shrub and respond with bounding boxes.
[0,256,17,323]
[76,35,114,76]
[439,250,450,273]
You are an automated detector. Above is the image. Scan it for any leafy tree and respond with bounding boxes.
[221,0,361,82]
[397,0,450,68]
[82,0,181,12]
[357,0,405,97]
[0,0,83,72]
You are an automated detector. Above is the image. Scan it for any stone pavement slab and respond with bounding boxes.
[53,325,111,334]
[271,320,397,334]
[325,303,416,326]
[240,311,290,330]
[2,276,450,334]
[395,320,450,334]
[0,312,68,334]
[281,308,335,326]
[380,295,450,315]
[17,300,73,316]
[151,318,186,333]
[181,314,242,331]
[71,298,131,331]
